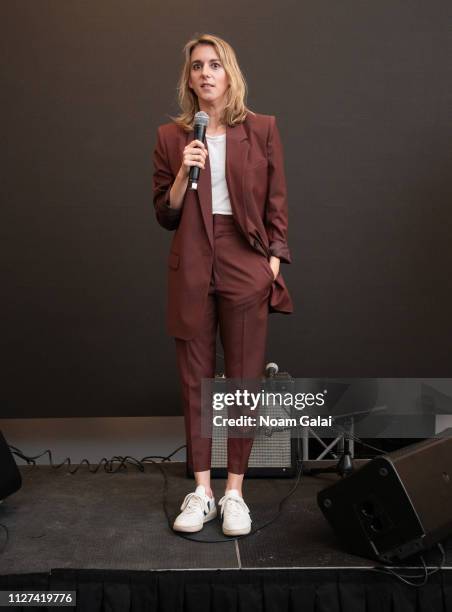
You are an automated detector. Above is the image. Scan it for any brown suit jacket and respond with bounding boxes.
[153,111,293,340]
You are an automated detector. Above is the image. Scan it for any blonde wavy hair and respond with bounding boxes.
[172,34,252,131]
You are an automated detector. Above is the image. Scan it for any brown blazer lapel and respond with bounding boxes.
[186,129,214,249]
[226,122,249,231]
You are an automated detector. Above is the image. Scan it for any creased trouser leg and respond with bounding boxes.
[175,294,217,473]
[175,215,272,474]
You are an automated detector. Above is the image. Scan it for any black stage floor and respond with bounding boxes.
[0,462,450,575]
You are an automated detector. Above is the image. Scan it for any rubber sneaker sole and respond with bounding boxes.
[222,523,251,537]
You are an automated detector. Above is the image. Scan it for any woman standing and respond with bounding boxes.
[153,33,293,536]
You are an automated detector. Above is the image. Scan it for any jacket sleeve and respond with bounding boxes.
[152,126,182,231]
[265,116,292,263]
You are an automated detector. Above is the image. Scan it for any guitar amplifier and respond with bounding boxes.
[0,431,22,501]
[187,372,297,478]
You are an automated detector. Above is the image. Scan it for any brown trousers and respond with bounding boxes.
[175,214,273,474]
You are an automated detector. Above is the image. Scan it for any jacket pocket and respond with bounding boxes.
[168,252,180,270]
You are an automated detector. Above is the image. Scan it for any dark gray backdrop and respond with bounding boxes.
[2,1,451,417]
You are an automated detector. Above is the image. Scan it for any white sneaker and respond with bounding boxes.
[173,485,217,533]
[218,489,252,536]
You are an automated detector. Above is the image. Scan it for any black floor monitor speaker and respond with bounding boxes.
[0,431,22,501]
[317,433,452,563]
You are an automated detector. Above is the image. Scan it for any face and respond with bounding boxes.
[188,44,229,107]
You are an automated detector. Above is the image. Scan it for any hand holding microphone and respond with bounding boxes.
[180,139,208,182]
[171,111,209,210]
[182,111,209,190]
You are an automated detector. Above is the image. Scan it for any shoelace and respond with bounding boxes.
[218,495,250,519]
[180,492,210,516]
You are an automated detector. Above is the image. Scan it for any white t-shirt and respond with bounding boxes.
[206,133,233,215]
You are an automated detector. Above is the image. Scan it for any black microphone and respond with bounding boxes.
[265,362,279,378]
[189,111,209,190]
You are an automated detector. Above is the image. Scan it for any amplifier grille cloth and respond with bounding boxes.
[211,396,293,468]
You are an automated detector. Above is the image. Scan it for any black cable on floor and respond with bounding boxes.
[372,543,446,587]
[8,444,186,475]
[1,444,188,555]
[10,440,305,545]
[165,459,305,543]
[9,442,302,545]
